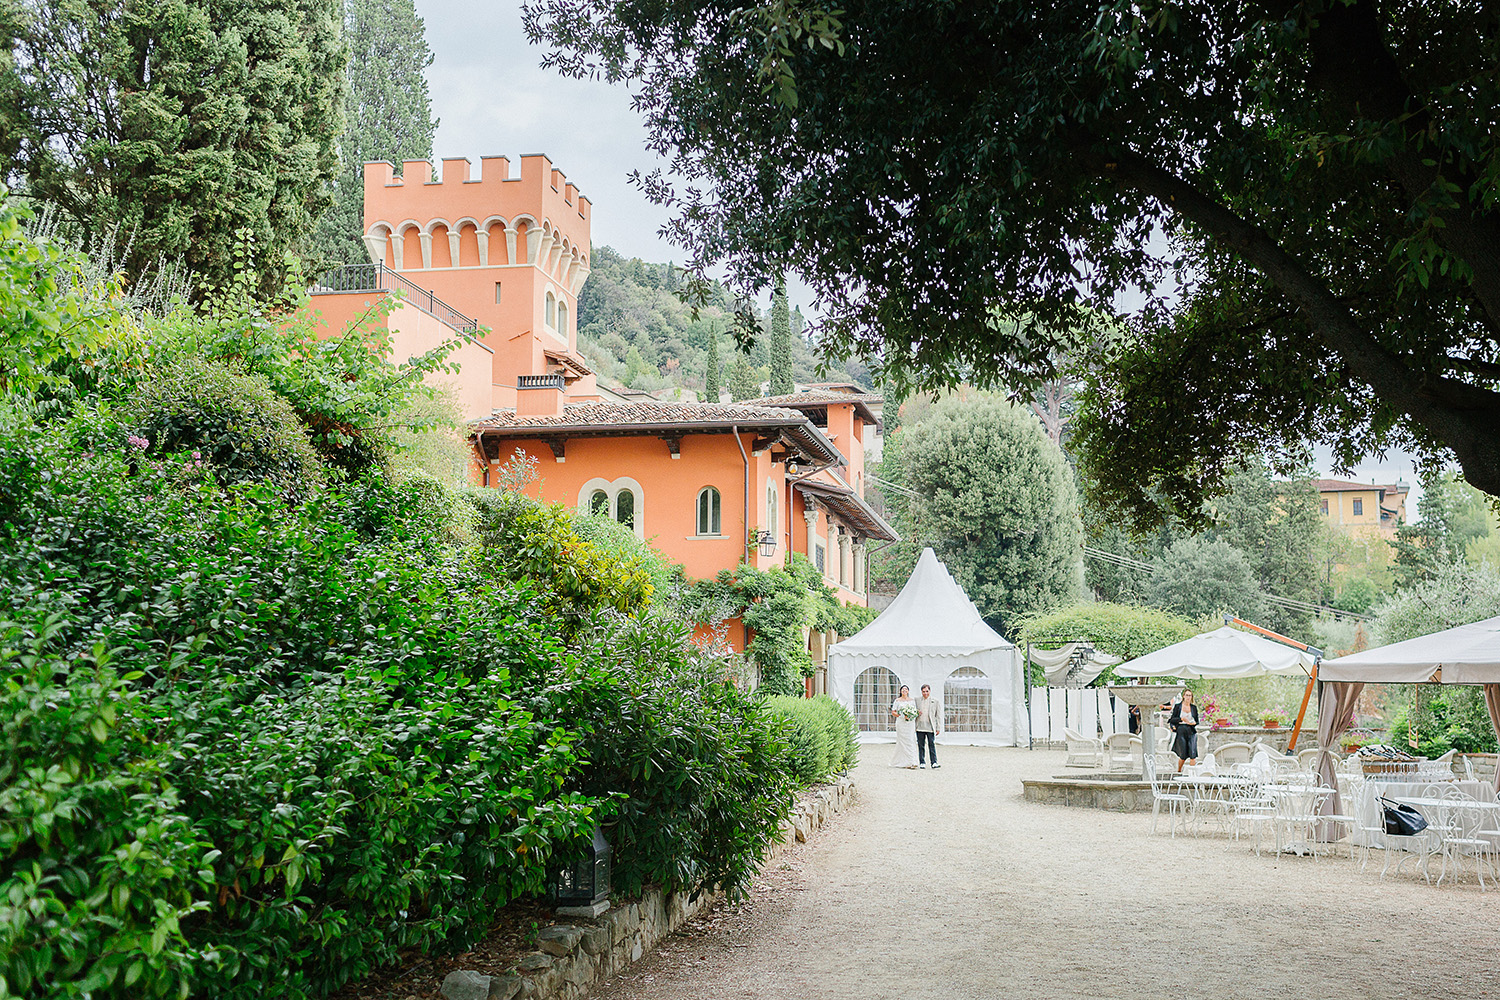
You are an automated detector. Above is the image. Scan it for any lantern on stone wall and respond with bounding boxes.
[552,826,612,913]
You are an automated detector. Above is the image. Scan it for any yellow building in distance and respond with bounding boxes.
[1314,479,1409,539]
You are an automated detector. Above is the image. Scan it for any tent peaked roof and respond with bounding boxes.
[832,547,1012,656]
[1320,615,1500,684]
[1115,626,1315,679]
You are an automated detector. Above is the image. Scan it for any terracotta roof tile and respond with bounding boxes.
[473,401,820,430]
[471,401,844,465]
[744,389,882,426]
[1312,479,1386,493]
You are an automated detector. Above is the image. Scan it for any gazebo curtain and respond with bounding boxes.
[1486,684,1500,792]
[1316,681,1364,833]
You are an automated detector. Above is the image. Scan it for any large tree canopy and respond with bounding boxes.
[2,0,345,294]
[524,0,1500,522]
[878,392,1083,633]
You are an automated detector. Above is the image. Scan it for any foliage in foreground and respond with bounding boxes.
[0,403,798,999]
[0,208,799,998]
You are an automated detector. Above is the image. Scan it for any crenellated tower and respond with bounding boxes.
[360,154,597,408]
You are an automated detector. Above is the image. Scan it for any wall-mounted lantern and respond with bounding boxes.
[757,530,778,558]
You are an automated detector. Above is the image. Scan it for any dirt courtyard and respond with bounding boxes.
[591,744,1500,1000]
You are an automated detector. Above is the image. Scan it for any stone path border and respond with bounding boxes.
[439,777,856,1000]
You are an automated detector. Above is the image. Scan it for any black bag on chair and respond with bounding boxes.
[1379,796,1429,836]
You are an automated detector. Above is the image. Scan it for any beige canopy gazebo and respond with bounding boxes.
[1312,615,1500,823]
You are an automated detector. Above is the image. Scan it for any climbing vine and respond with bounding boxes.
[682,554,878,695]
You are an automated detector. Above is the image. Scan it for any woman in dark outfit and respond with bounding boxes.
[1168,689,1201,773]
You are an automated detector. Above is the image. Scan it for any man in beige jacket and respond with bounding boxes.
[916,684,942,769]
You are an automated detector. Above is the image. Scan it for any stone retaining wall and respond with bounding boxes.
[441,777,856,1000]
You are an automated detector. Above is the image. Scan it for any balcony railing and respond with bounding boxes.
[310,263,480,333]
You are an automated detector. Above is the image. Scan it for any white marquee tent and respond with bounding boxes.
[827,548,1028,746]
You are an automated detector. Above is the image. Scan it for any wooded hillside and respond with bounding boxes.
[576,246,872,396]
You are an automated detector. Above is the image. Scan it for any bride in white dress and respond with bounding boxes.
[890,685,920,768]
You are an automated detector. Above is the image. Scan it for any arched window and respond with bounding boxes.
[944,666,993,733]
[545,291,557,328]
[697,487,721,536]
[853,666,902,732]
[556,300,569,337]
[766,482,778,540]
[590,489,609,516]
[614,488,635,530]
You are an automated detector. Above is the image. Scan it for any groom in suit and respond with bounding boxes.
[916,684,942,769]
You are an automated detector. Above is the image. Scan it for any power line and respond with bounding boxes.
[1082,545,1372,622]
[870,480,1374,624]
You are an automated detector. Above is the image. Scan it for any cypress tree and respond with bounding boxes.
[768,274,793,395]
[309,0,439,268]
[729,350,758,401]
[704,323,721,402]
[1,0,345,295]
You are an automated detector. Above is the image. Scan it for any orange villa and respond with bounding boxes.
[305,155,896,668]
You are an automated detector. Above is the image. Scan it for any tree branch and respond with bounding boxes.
[1095,142,1500,494]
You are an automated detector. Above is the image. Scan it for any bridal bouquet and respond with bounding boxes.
[895,703,919,721]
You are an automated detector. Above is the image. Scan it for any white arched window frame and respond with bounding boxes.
[577,477,645,540]
[545,291,557,328]
[766,480,778,541]
[853,666,902,732]
[557,300,569,338]
[696,487,722,536]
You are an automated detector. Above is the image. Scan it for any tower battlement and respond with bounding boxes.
[363,155,590,221]
[360,154,591,287]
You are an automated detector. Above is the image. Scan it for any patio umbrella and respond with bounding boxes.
[1114,626,1315,679]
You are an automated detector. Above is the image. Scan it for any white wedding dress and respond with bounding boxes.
[890,698,920,767]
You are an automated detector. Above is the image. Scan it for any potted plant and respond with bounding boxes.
[1261,709,1288,729]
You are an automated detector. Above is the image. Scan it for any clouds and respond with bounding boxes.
[420,0,676,262]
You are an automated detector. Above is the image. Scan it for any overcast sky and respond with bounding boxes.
[417,0,1427,506]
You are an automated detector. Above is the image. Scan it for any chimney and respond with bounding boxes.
[516,373,566,418]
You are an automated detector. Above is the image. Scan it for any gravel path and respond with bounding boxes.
[591,744,1500,1000]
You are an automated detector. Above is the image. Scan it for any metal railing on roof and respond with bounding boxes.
[310,263,480,333]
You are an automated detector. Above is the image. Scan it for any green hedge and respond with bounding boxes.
[762,695,858,785]
[0,400,795,1000]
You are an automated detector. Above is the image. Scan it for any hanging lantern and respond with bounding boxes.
[757,530,778,557]
[552,826,612,909]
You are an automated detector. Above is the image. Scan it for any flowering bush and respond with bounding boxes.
[1199,694,1235,730]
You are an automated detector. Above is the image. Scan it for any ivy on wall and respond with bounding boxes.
[682,554,878,695]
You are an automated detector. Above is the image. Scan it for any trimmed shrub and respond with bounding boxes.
[120,356,324,493]
[762,695,858,785]
[546,611,797,899]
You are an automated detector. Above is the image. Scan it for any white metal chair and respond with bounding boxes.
[1435,785,1496,889]
[1378,796,1441,882]
[1063,726,1105,768]
[1144,755,1191,838]
[1272,784,1333,861]
[1230,778,1278,855]
[1298,747,1336,770]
